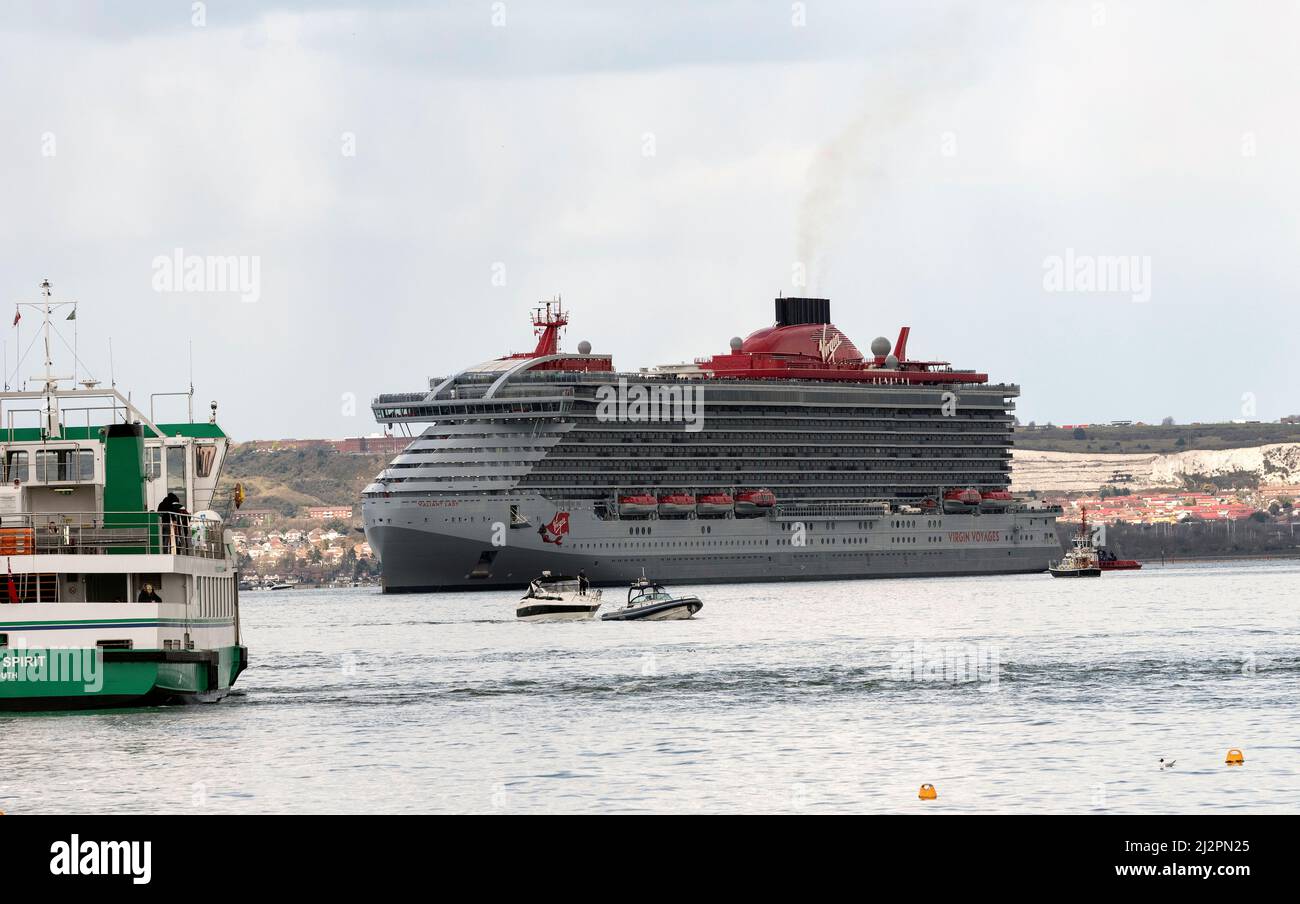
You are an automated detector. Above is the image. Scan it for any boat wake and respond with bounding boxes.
[232,652,1300,708]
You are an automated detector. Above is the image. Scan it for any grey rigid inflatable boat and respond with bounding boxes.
[600,579,703,621]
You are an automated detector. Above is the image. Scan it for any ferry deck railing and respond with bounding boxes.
[0,511,226,559]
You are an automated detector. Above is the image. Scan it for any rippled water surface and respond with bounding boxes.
[5,560,1299,813]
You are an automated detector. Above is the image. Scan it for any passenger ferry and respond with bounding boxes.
[0,282,246,710]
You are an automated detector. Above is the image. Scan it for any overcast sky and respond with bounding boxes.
[2,0,1297,439]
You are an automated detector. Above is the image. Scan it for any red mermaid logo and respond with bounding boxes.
[538,511,570,545]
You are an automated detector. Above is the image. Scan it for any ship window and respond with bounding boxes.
[195,444,216,478]
[32,450,53,481]
[96,639,133,651]
[2,450,27,483]
[36,449,93,483]
[146,446,162,480]
[34,450,57,481]
[166,446,188,508]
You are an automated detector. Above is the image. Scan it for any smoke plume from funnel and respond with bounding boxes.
[795,82,918,294]
[791,7,979,299]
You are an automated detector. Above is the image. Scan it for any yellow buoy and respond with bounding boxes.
[918,783,938,800]
[1225,748,1245,766]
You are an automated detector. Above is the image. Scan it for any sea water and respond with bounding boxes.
[4,559,1297,814]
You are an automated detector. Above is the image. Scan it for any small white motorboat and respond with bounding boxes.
[516,572,602,621]
[600,578,702,621]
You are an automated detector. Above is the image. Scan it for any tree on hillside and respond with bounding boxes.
[1072,427,1087,440]
[1161,416,1175,426]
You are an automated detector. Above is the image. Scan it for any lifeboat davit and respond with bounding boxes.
[657,492,697,517]
[943,488,982,513]
[978,490,1015,512]
[618,493,658,518]
[696,493,734,517]
[734,488,777,517]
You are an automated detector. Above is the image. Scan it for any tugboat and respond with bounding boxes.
[1098,548,1142,570]
[1049,507,1102,578]
[516,571,602,621]
[0,282,247,711]
[600,578,703,621]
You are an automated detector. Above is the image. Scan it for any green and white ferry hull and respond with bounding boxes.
[1,603,247,711]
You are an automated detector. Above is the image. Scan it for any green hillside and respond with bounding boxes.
[1014,422,1300,454]
[222,445,388,518]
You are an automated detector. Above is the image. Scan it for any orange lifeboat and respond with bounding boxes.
[618,493,658,518]
[735,489,776,516]
[696,493,734,517]
[657,492,697,517]
[978,489,1014,511]
[943,488,981,513]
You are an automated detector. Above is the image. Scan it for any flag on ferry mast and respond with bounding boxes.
[11,309,19,327]
[6,558,19,604]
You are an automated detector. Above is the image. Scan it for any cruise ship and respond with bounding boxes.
[362,297,1061,592]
